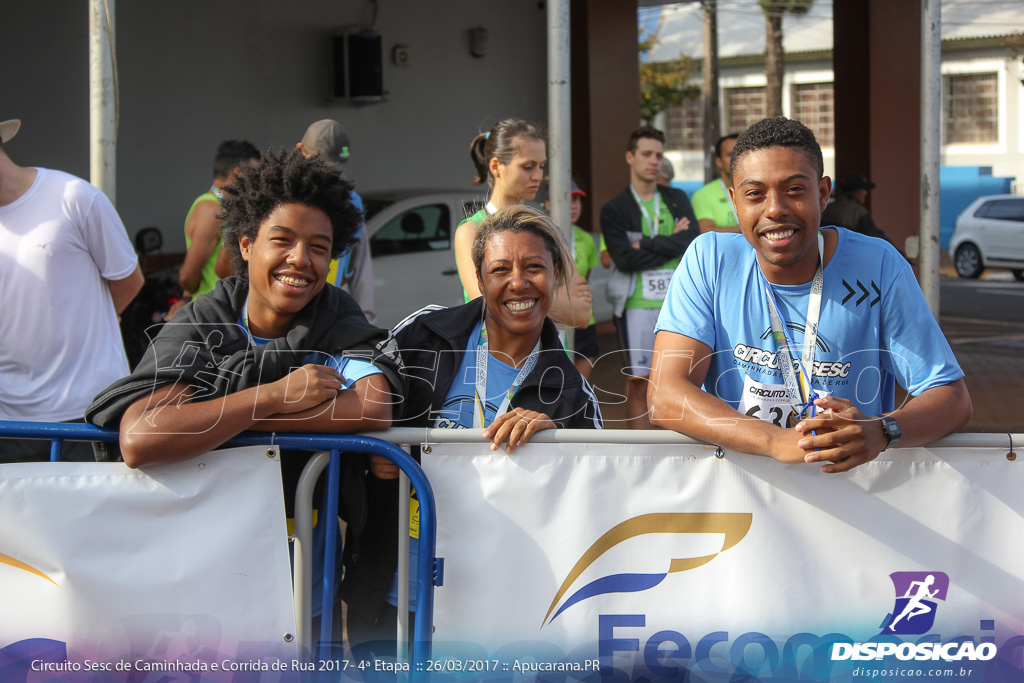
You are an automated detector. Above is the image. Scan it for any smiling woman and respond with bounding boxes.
[341,204,603,662]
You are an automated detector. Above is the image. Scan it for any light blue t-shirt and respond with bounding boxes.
[655,228,963,419]
[433,320,525,429]
[248,325,382,387]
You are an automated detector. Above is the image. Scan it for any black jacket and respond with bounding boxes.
[600,184,698,273]
[85,277,404,519]
[341,299,602,625]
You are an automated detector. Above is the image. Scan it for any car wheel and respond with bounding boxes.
[1013,270,1024,282]
[954,243,983,279]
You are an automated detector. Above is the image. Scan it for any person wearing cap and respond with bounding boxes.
[821,170,893,244]
[690,133,741,234]
[179,140,260,298]
[0,118,143,461]
[544,180,602,379]
[657,157,675,187]
[297,119,376,324]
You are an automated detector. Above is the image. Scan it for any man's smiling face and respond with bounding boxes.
[729,145,831,286]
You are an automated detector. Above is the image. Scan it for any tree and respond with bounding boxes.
[760,0,814,118]
[639,18,700,126]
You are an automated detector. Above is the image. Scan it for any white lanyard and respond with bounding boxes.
[629,186,661,238]
[720,178,738,225]
[473,320,541,429]
[760,232,825,413]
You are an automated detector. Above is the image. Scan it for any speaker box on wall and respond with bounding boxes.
[332,29,384,102]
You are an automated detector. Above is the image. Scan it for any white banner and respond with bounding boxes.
[0,446,297,681]
[423,443,1024,682]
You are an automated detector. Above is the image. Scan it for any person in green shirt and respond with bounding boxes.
[179,140,260,297]
[545,180,602,380]
[599,126,698,429]
[690,133,741,234]
[455,119,592,329]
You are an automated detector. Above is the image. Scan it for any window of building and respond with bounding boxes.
[725,86,767,133]
[792,82,834,147]
[666,97,703,151]
[943,72,998,144]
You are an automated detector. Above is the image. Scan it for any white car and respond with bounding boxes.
[364,189,613,328]
[949,194,1024,281]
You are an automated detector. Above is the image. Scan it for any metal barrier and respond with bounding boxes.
[0,421,440,671]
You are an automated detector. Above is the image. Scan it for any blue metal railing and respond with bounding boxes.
[0,420,439,671]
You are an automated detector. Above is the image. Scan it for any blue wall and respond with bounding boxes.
[939,167,1014,250]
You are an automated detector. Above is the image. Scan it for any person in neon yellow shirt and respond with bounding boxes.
[599,126,698,429]
[691,133,741,234]
[179,140,260,298]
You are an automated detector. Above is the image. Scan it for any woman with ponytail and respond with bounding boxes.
[454,119,592,327]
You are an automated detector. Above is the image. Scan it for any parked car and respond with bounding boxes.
[362,189,483,328]
[364,189,613,328]
[949,194,1024,281]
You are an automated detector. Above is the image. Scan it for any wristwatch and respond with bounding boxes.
[878,415,902,451]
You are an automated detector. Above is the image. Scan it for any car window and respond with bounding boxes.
[370,204,452,256]
[977,199,1024,222]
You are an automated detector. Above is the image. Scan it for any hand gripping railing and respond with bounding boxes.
[0,421,439,672]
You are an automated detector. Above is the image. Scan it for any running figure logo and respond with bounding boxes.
[880,571,949,635]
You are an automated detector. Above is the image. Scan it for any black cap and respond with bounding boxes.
[839,171,876,193]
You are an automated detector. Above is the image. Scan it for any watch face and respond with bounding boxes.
[882,416,902,443]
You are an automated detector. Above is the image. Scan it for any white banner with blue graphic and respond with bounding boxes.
[0,446,296,680]
[423,443,1024,682]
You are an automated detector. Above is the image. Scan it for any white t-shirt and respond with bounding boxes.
[0,168,138,421]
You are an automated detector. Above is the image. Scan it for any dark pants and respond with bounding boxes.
[346,602,416,676]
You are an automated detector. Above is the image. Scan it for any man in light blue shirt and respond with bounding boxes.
[648,117,972,473]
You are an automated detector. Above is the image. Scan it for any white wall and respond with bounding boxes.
[3,1,548,250]
[940,50,1024,182]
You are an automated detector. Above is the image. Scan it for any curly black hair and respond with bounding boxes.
[729,117,824,181]
[219,147,360,282]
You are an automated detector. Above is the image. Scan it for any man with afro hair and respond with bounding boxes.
[88,147,402,468]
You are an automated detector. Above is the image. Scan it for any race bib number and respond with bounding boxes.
[641,269,674,301]
[737,375,829,428]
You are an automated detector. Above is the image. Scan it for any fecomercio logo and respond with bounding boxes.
[541,512,751,628]
[0,551,59,586]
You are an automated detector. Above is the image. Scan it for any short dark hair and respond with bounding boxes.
[730,117,823,180]
[627,126,665,153]
[213,139,261,180]
[715,133,740,158]
[220,148,360,282]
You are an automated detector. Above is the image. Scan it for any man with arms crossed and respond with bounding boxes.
[649,117,971,472]
[600,126,697,428]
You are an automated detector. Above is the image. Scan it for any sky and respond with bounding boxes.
[641,0,1024,62]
